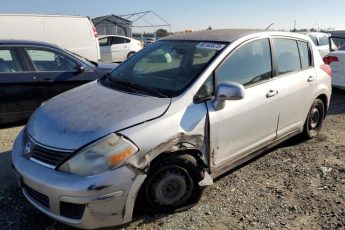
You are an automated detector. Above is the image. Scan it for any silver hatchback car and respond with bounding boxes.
[12,30,332,229]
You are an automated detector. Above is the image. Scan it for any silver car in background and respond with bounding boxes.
[12,29,332,229]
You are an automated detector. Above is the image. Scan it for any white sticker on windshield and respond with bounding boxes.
[196,42,226,50]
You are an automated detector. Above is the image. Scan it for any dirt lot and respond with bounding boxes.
[0,91,344,230]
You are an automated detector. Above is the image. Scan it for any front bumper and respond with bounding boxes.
[12,130,146,229]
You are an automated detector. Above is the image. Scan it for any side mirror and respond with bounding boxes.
[78,65,85,73]
[213,82,244,111]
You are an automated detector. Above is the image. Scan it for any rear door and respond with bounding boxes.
[272,38,316,137]
[24,47,96,100]
[208,38,280,168]
[0,47,40,123]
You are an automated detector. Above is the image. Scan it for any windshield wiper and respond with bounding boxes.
[108,79,168,98]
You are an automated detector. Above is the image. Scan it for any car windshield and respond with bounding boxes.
[99,40,227,97]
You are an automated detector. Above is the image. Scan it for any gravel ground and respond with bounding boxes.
[0,91,344,230]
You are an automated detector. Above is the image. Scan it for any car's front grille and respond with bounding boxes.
[30,143,72,167]
[25,185,50,208]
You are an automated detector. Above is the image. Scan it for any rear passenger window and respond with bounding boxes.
[0,49,24,72]
[297,41,312,69]
[216,39,272,86]
[273,39,301,75]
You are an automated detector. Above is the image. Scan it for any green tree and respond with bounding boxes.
[156,28,168,37]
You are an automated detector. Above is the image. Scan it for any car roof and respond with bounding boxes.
[162,29,310,42]
[0,39,60,49]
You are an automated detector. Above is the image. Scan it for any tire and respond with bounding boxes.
[139,154,204,213]
[302,99,325,139]
[127,52,135,59]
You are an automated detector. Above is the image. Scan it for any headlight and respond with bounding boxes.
[58,134,138,176]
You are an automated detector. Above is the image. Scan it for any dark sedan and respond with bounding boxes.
[0,40,118,124]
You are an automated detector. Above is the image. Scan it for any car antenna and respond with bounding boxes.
[265,23,274,30]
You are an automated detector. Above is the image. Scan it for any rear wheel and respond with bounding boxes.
[140,154,203,213]
[302,99,325,139]
[127,52,135,59]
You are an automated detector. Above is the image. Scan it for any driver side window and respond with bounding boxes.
[215,39,272,86]
[26,49,78,72]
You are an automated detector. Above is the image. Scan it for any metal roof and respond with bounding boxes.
[92,14,132,25]
[0,39,60,48]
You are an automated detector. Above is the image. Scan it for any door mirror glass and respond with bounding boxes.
[213,82,244,111]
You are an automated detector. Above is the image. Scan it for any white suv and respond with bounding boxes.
[99,35,142,62]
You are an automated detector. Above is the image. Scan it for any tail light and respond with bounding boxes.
[323,56,338,64]
[320,64,332,77]
[92,27,98,38]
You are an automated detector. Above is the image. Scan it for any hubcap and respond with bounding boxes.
[310,107,320,129]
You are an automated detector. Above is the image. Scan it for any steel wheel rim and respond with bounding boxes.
[310,107,320,129]
[148,166,194,207]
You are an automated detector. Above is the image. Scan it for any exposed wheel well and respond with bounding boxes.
[150,149,207,170]
[316,94,328,118]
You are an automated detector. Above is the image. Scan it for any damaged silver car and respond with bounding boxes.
[12,29,332,229]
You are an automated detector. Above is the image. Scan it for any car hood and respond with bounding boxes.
[27,81,171,150]
[93,62,119,76]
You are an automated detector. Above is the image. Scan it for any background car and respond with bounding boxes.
[301,32,337,57]
[99,35,142,62]
[324,42,345,89]
[144,37,156,46]
[0,40,117,124]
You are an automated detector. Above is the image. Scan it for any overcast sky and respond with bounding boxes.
[1,0,344,32]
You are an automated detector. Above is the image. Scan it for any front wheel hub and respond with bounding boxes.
[149,167,193,207]
[310,107,320,129]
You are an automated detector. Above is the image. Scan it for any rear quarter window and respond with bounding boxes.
[273,39,301,75]
[297,41,312,69]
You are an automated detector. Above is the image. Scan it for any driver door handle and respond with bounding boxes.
[266,90,278,98]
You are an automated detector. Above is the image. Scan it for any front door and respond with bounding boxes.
[24,47,94,100]
[207,38,280,168]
